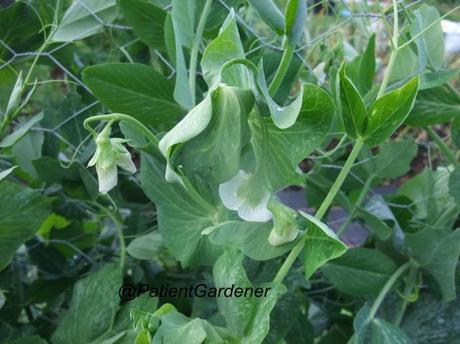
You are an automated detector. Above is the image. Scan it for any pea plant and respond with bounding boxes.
[1,0,460,343]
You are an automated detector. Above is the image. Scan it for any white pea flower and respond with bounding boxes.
[219,170,272,222]
[267,199,299,246]
[88,127,136,194]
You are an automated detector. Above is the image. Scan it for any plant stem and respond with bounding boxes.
[426,126,459,166]
[84,113,161,156]
[393,267,418,326]
[273,139,364,283]
[368,261,411,320]
[189,0,213,106]
[268,39,295,97]
[337,173,375,237]
[376,0,399,99]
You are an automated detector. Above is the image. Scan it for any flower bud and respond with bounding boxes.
[267,198,299,246]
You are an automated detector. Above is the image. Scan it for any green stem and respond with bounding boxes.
[337,173,375,237]
[273,139,364,283]
[368,262,411,320]
[376,0,399,99]
[84,113,161,156]
[427,126,459,166]
[393,267,418,326]
[268,39,295,97]
[189,0,213,106]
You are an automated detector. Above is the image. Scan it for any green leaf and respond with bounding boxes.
[0,2,43,58]
[256,63,303,129]
[119,0,166,50]
[401,290,460,342]
[346,34,376,95]
[140,154,224,267]
[405,227,460,302]
[357,207,393,241]
[248,0,285,35]
[299,211,347,279]
[410,5,444,69]
[127,232,163,260]
[12,131,44,179]
[406,85,460,127]
[369,319,411,344]
[363,77,419,146]
[83,63,184,126]
[248,84,334,190]
[165,13,194,109]
[0,166,17,182]
[373,139,418,179]
[420,68,459,90]
[52,263,122,344]
[213,249,287,343]
[170,0,199,48]
[0,112,44,148]
[6,336,47,344]
[284,0,306,46]
[51,0,118,42]
[0,181,51,270]
[338,63,367,138]
[208,221,298,260]
[321,248,396,297]
[449,166,460,206]
[201,10,251,89]
[451,117,460,149]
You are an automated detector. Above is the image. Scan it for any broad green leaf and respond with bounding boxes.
[0,112,44,148]
[321,248,396,297]
[0,2,43,58]
[389,37,419,83]
[449,166,460,206]
[346,34,376,95]
[405,227,460,302]
[12,131,44,179]
[420,69,459,90]
[201,10,251,89]
[127,232,163,260]
[208,221,298,260]
[338,63,367,138]
[51,0,118,42]
[140,154,225,267]
[402,290,460,342]
[363,77,419,146]
[284,0,306,46]
[299,211,347,279]
[373,139,418,179]
[0,166,17,182]
[406,85,460,127]
[399,167,454,223]
[119,0,166,50]
[83,63,184,126]
[248,0,285,35]
[0,181,51,270]
[213,249,287,343]
[411,5,444,69]
[451,117,460,149]
[248,84,334,190]
[51,263,122,344]
[179,86,254,184]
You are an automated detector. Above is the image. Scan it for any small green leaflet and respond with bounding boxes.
[299,211,347,279]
